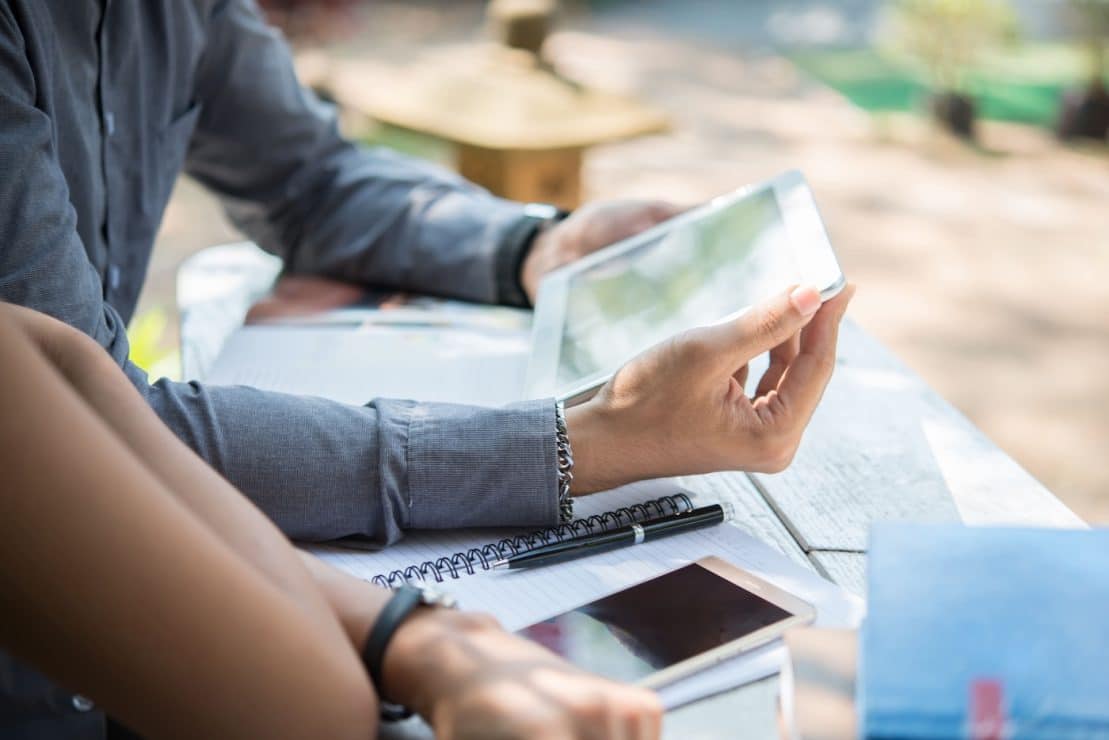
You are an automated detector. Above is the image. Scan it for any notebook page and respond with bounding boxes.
[309,479,861,632]
[309,481,671,592]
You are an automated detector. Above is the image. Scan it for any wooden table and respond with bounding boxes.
[178,243,1083,739]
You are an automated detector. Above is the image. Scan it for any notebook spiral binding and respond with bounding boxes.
[371,492,694,588]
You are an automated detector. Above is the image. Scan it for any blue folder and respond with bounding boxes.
[860,524,1109,739]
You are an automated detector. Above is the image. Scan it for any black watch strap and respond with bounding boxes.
[361,585,424,712]
[493,203,570,308]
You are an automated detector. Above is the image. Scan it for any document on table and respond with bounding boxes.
[307,480,863,710]
[205,324,531,406]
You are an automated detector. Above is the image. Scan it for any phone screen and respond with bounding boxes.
[516,562,794,684]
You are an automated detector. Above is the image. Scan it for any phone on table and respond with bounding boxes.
[516,556,815,689]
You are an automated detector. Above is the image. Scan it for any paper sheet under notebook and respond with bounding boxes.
[307,479,863,710]
[205,324,531,406]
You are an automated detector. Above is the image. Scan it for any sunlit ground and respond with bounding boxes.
[145,1,1109,523]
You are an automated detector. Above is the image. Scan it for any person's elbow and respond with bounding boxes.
[0,302,110,378]
[300,668,380,740]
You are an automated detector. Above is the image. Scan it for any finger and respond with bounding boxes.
[732,363,749,391]
[701,285,822,370]
[773,284,854,427]
[755,331,801,398]
[571,687,619,740]
[799,285,853,357]
[644,200,687,224]
[629,201,688,236]
[632,690,663,740]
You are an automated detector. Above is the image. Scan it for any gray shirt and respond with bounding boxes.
[0,0,559,735]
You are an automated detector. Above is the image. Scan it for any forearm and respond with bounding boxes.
[6,305,343,640]
[139,374,563,542]
[298,552,388,652]
[297,551,508,719]
[0,310,376,738]
[220,145,530,303]
[187,0,529,304]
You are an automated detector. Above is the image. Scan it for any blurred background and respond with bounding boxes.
[138,0,1109,522]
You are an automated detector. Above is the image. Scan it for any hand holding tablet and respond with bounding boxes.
[526,171,846,403]
[520,171,853,494]
[565,283,853,494]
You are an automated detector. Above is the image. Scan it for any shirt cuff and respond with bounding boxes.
[389,399,560,530]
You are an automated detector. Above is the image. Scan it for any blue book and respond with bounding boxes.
[860,524,1109,739]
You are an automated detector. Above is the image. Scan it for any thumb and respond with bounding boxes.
[625,201,687,237]
[644,201,688,223]
[703,285,822,367]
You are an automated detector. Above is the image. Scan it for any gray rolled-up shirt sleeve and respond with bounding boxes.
[132,362,559,542]
[0,0,559,545]
[403,400,558,528]
[185,0,528,304]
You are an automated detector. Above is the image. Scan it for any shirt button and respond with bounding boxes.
[108,264,121,291]
[72,694,95,712]
[104,111,116,136]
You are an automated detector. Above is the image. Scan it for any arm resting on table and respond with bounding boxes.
[186,0,532,305]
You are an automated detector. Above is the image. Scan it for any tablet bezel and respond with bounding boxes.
[524,170,845,405]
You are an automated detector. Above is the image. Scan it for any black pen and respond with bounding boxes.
[491,503,734,571]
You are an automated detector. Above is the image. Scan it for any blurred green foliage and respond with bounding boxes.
[1064,0,1109,84]
[127,306,181,381]
[886,0,1019,93]
[790,42,1109,126]
[361,123,452,165]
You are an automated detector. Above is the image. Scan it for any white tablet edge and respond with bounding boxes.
[524,170,846,404]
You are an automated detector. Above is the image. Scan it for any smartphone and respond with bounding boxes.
[516,556,815,689]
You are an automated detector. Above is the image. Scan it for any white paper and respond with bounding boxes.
[308,480,863,709]
[205,324,530,407]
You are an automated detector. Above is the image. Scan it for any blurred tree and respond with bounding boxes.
[888,0,1019,137]
[1056,0,1109,140]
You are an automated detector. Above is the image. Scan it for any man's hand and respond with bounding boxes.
[383,609,663,740]
[566,284,855,493]
[521,200,685,302]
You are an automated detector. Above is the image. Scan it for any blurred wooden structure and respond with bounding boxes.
[319,0,668,209]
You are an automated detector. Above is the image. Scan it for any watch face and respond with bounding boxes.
[523,202,562,220]
[411,582,459,610]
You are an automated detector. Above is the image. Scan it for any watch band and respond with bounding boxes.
[361,584,425,710]
[493,203,570,308]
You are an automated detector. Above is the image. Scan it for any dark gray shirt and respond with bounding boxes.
[0,0,559,735]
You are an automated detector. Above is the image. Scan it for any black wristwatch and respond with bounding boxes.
[494,202,570,308]
[361,582,458,721]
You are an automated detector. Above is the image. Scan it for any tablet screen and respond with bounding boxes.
[555,185,804,394]
[516,562,793,683]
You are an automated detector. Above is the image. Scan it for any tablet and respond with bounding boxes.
[525,170,845,404]
[516,556,815,689]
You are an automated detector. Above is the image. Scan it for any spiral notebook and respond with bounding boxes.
[310,479,863,710]
[366,492,694,587]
